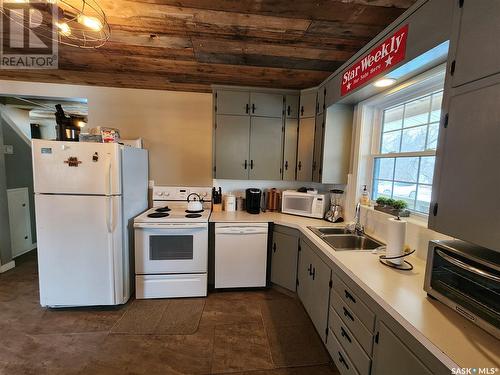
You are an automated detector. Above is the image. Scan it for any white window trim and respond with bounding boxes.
[346,64,446,223]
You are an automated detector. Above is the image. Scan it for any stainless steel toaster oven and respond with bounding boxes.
[424,240,500,339]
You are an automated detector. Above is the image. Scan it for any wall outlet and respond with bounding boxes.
[148,180,155,188]
[3,145,14,155]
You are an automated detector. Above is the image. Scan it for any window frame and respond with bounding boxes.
[364,68,446,217]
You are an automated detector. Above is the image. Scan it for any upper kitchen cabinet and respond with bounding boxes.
[249,117,283,180]
[450,0,500,87]
[429,78,500,251]
[285,95,299,119]
[214,115,250,179]
[317,86,326,115]
[283,118,298,181]
[299,89,318,118]
[312,112,324,183]
[250,93,284,118]
[296,117,315,182]
[215,90,250,116]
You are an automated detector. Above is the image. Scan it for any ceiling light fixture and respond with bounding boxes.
[373,78,397,88]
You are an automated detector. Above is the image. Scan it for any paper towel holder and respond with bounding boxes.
[378,247,415,271]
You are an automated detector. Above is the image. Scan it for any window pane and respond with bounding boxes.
[416,185,432,213]
[374,158,395,180]
[426,122,439,150]
[401,126,427,152]
[381,131,401,154]
[403,96,431,127]
[394,157,419,183]
[393,182,417,210]
[419,156,435,184]
[373,179,393,199]
[430,91,443,122]
[383,106,404,132]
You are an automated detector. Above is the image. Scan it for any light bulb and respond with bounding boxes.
[56,22,71,36]
[77,15,103,32]
[76,121,86,128]
[373,78,396,88]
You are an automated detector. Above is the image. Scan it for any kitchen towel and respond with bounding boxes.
[386,217,407,265]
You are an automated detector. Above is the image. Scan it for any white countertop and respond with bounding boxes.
[209,210,500,370]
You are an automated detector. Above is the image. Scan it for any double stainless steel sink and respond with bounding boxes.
[308,226,384,251]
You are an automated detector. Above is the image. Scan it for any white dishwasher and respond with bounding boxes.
[214,223,268,288]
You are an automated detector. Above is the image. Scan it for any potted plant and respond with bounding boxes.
[375,197,410,217]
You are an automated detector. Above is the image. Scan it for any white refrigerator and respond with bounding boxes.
[32,140,148,307]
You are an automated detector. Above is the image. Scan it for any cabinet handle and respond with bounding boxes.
[308,264,312,275]
[343,307,354,322]
[287,105,291,116]
[344,290,356,304]
[246,103,250,114]
[273,243,276,253]
[340,327,352,343]
[311,267,316,280]
[298,161,302,171]
[338,352,349,370]
[252,103,256,114]
[284,160,288,170]
[244,160,248,169]
[22,203,26,207]
[250,160,254,169]
[300,106,304,116]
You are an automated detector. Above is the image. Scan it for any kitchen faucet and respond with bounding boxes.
[351,202,364,235]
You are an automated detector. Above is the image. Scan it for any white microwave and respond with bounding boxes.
[281,190,328,219]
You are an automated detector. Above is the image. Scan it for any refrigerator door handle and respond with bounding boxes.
[106,157,112,196]
[106,196,113,233]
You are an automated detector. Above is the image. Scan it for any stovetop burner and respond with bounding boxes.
[186,209,204,214]
[155,206,171,213]
[185,213,202,218]
[148,212,170,218]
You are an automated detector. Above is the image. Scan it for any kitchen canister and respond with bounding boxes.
[385,217,407,265]
[236,196,245,211]
[224,194,236,212]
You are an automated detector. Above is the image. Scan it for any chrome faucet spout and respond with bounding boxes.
[353,203,364,235]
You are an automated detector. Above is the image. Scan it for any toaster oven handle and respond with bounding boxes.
[436,249,500,282]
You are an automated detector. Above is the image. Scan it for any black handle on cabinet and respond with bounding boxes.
[250,160,254,169]
[273,243,276,253]
[252,104,256,114]
[338,352,349,370]
[284,160,288,170]
[244,160,248,169]
[344,290,356,304]
[298,161,302,171]
[308,264,312,275]
[311,267,316,280]
[246,103,250,114]
[300,106,304,116]
[343,307,354,322]
[340,327,352,343]
[287,105,291,116]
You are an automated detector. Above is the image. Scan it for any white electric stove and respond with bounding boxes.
[133,186,212,299]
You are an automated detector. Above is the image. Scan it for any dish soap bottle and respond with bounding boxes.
[360,185,370,206]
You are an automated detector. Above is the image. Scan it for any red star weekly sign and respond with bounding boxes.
[341,24,409,96]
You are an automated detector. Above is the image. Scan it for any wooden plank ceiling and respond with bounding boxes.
[0,0,417,92]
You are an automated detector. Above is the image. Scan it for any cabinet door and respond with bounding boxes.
[249,117,283,180]
[216,90,250,115]
[250,93,284,118]
[429,81,500,251]
[215,115,250,179]
[297,240,314,315]
[283,118,298,181]
[452,1,500,87]
[371,321,432,375]
[7,188,32,257]
[312,112,325,183]
[300,91,317,118]
[271,231,299,292]
[285,95,299,119]
[317,87,326,115]
[296,117,315,181]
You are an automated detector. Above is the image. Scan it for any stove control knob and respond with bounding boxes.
[157,192,164,196]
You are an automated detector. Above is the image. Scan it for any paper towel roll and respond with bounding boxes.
[386,218,406,266]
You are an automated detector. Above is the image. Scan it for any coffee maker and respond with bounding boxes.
[245,188,262,214]
[324,189,344,223]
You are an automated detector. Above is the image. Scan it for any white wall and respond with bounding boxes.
[0,80,213,186]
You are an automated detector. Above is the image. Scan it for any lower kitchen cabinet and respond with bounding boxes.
[297,238,331,341]
[371,321,432,375]
[270,226,299,292]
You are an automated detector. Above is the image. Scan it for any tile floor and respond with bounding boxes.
[0,252,339,375]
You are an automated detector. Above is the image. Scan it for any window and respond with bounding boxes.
[372,90,443,214]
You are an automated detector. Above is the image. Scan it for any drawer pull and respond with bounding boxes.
[343,307,354,322]
[344,289,356,304]
[340,327,352,343]
[338,352,350,370]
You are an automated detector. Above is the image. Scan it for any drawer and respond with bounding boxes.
[329,307,371,375]
[331,273,375,332]
[327,329,360,375]
[331,289,373,355]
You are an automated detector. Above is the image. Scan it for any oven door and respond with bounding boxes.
[134,223,208,274]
